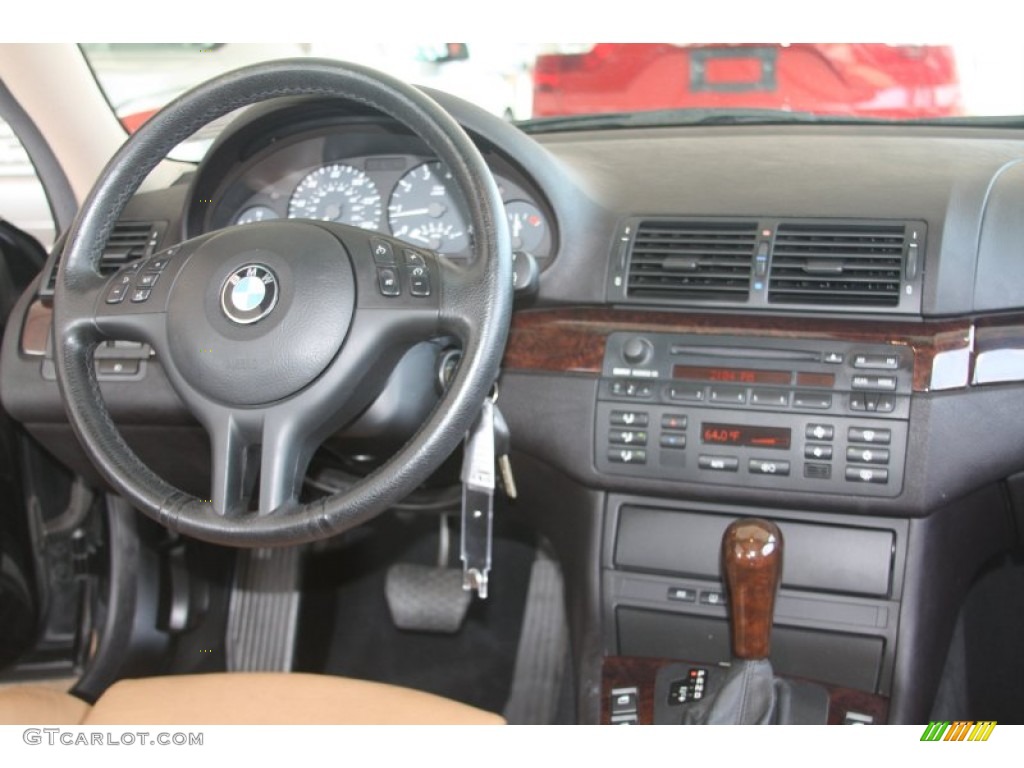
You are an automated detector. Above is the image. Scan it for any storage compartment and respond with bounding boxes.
[618,607,884,691]
[615,506,895,598]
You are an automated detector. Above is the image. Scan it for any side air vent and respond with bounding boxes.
[768,222,905,307]
[42,221,164,296]
[626,220,757,302]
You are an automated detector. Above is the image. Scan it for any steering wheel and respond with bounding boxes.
[52,59,512,547]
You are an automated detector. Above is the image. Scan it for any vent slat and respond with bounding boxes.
[42,221,160,295]
[627,220,756,302]
[768,221,907,308]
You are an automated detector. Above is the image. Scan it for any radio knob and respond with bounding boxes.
[622,337,653,366]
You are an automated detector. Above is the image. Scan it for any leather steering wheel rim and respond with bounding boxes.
[52,59,512,547]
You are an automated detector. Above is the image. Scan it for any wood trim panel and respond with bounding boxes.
[601,655,889,725]
[504,307,979,392]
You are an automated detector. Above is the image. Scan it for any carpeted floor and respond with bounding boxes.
[293,509,536,714]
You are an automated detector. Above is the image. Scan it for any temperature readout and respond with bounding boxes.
[673,366,791,385]
[701,423,791,450]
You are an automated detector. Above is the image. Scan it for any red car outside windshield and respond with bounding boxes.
[533,43,963,120]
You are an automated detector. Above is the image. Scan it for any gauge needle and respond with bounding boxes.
[391,203,448,219]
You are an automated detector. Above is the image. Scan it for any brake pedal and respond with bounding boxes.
[385,514,470,633]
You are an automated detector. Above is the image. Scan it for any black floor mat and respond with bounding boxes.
[294,509,536,714]
[960,554,1024,722]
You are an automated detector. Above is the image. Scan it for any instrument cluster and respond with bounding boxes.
[201,126,555,263]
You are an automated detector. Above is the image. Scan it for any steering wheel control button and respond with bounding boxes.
[407,265,431,297]
[377,266,401,296]
[220,264,279,324]
[136,272,160,287]
[402,248,427,268]
[370,237,396,265]
[130,288,152,302]
[698,455,739,472]
[105,283,129,303]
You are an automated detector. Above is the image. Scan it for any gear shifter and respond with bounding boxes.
[678,517,827,724]
[723,517,783,661]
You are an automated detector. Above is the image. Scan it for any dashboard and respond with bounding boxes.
[5,88,1024,725]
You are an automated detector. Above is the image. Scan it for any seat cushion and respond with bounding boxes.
[82,672,505,725]
[0,684,90,724]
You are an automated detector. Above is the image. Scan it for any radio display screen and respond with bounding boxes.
[701,423,791,450]
[673,365,791,385]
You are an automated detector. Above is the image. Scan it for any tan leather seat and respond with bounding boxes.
[0,673,504,725]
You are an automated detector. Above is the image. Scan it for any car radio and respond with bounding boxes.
[594,332,910,497]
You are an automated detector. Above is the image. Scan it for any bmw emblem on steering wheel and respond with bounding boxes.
[221,264,279,324]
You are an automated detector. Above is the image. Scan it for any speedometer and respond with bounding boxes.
[288,164,383,230]
[388,162,469,254]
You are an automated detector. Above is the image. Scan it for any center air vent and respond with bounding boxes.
[42,221,164,296]
[626,220,757,302]
[768,222,906,307]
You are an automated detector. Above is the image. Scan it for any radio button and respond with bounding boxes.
[750,389,789,407]
[847,447,890,465]
[661,414,688,430]
[749,459,791,476]
[660,434,687,449]
[608,448,647,464]
[805,424,834,441]
[848,427,891,444]
[609,429,648,446]
[804,444,833,461]
[793,392,832,409]
[709,387,746,405]
[698,455,739,472]
[852,353,900,370]
[876,396,896,413]
[823,352,845,364]
[850,393,866,411]
[851,375,897,391]
[611,381,654,398]
[611,411,649,427]
[669,385,705,402]
[845,467,889,484]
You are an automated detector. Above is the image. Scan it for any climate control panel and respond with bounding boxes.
[594,332,911,497]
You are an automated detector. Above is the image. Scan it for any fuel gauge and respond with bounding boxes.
[504,200,547,253]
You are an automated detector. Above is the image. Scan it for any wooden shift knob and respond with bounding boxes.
[722,518,783,660]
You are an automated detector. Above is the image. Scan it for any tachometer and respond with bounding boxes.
[288,164,383,230]
[388,162,469,254]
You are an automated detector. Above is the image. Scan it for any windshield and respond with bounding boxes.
[80,42,1024,159]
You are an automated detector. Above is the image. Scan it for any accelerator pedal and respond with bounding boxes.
[226,546,302,671]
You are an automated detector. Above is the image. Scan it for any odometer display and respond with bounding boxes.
[701,423,791,450]
[673,365,791,385]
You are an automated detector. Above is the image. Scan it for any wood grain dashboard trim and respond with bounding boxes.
[504,307,983,393]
